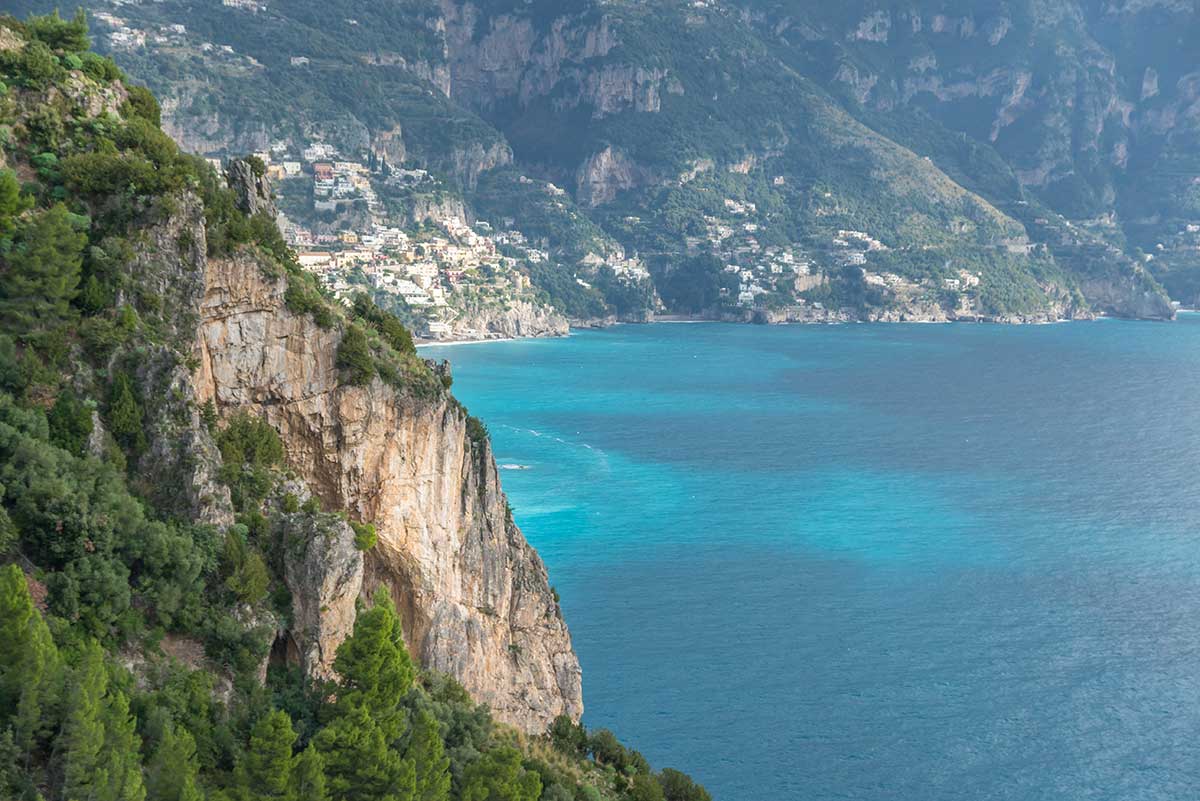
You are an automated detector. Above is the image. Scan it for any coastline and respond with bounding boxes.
[417,308,1185,347]
[416,336,522,348]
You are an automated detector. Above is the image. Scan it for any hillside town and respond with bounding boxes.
[220,144,650,339]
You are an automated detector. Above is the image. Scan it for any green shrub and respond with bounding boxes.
[123,84,161,126]
[107,372,145,454]
[12,40,63,88]
[80,51,122,83]
[350,521,376,551]
[284,281,335,328]
[244,155,266,178]
[47,390,92,456]
[25,10,89,53]
[199,399,218,431]
[216,412,284,511]
[549,714,587,756]
[352,294,415,356]
[336,326,375,386]
[466,415,489,447]
[221,527,270,606]
[217,412,283,469]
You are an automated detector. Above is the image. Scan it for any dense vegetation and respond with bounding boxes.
[0,13,708,801]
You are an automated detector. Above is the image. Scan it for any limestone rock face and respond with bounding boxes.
[225,158,277,218]
[1079,273,1177,320]
[193,252,583,732]
[371,123,407,170]
[126,191,208,346]
[279,512,364,681]
[446,299,570,340]
[136,351,235,529]
[576,146,647,208]
[124,192,233,527]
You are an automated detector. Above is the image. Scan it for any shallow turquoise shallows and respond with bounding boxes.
[421,315,1200,801]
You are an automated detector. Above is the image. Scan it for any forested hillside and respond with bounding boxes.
[8,0,1192,323]
[0,13,707,801]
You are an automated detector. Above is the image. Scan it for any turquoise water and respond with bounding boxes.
[422,316,1200,801]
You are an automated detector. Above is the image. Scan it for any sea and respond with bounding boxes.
[421,315,1200,801]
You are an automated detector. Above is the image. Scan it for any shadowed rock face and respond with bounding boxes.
[279,511,364,682]
[191,249,582,732]
[225,157,277,218]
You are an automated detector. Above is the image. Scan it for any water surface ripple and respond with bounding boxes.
[423,317,1200,801]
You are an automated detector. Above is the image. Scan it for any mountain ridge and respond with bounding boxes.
[11,0,1191,331]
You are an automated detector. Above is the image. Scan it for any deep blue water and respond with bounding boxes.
[422,316,1200,801]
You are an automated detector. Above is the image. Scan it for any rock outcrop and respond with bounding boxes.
[135,351,235,529]
[575,146,646,207]
[279,512,364,681]
[191,251,583,732]
[444,299,570,340]
[225,157,277,218]
[1079,273,1176,320]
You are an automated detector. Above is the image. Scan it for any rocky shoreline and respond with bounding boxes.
[416,300,1178,346]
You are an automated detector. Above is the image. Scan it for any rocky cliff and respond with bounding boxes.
[445,298,571,340]
[190,249,582,732]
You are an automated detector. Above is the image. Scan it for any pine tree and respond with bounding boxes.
[331,588,414,743]
[60,641,109,801]
[460,748,541,801]
[0,729,37,801]
[48,391,94,456]
[629,774,664,801]
[11,605,62,761]
[0,566,43,705]
[107,373,146,453]
[313,705,414,801]
[0,204,86,342]
[335,325,376,386]
[146,724,203,801]
[98,690,146,801]
[233,710,296,801]
[290,743,328,801]
[0,566,62,764]
[78,274,111,314]
[404,710,449,801]
[0,170,32,251]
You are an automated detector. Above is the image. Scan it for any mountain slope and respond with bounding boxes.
[13,0,1188,322]
[737,0,1200,305]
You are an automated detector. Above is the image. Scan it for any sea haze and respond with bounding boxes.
[422,316,1200,801]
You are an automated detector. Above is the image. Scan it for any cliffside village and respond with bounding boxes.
[695,196,988,318]
[201,141,649,340]
[90,12,1037,327]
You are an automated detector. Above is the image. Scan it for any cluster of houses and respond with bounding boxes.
[283,212,541,339]
[692,193,997,312]
[690,198,824,309]
[97,15,256,64]
[191,128,654,338]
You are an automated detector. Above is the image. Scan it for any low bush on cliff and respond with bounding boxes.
[350,521,377,551]
[336,324,377,386]
[352,293,416,356]
[216,412,285,512]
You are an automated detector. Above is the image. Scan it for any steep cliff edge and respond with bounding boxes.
[192,250,582,732]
